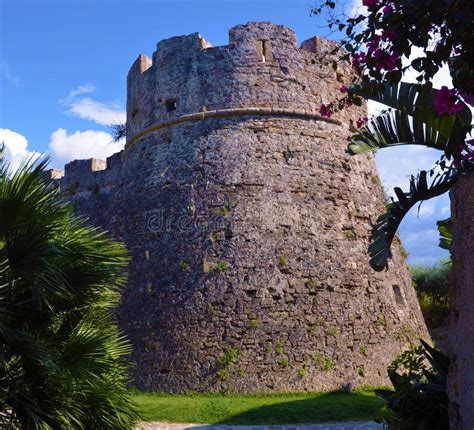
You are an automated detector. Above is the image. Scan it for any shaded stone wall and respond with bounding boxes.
[448,174,474,429]
[48,22,428,392]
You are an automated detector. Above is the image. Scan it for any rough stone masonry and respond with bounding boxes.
[44,22,428,392]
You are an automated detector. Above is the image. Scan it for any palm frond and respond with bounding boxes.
[348,82,472,156]
[0,152,139,429]
[369,165,458,271]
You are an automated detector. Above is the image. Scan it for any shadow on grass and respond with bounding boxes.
[132,389,385,425]
[216,392,384,425]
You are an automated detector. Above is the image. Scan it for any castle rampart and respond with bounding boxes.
[47,22,428,393]
[126,22,352,144]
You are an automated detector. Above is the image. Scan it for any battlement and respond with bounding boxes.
[126,22,353,144]
[42,152,123,199]
[53,22,428,393]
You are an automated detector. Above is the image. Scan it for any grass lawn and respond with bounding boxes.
[131,388,385,424]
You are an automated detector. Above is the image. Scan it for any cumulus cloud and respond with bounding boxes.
[48,128,124,167]
[61,84,126,126]
[66,98,126,126]
[0,129,40,171]
[374,146,441,193]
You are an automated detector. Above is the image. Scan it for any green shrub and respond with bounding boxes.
[0,152,138,429]
[376,340,449,429]
[410,260,451,328]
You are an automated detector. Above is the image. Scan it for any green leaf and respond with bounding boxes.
[367,166,458,271]
[437,217,452,251]
[347,82,472,157]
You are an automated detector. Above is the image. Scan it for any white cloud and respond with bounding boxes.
[0,62,20,86]
[0,129,40,172]
[374,145,441,194]
[348,0,365,17]
[48,128,124,167]
[62,84,96,103]
[417,200,436,218]
[61,84,126,126]
[66,97,126,126]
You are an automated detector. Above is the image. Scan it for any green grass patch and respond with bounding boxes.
[131,388,385,424]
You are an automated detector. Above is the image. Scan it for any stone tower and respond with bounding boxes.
[48,22,428,392]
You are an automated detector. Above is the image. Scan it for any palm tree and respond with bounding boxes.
[347,81,472,270]
[0,146,139,429]
[347,82,473,428]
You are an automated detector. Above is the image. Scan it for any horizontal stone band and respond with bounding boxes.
[125,107,342,149]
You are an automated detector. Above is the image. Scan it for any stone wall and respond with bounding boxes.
[48,22,428,392]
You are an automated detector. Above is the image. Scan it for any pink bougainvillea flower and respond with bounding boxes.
[367,34,382,53]
[434,86,465,115]
[356,117,368,128]
[383,4,394,14]
[362,0,379,8]
[319,103,334,118]
[372,49,400,72]
[381,29,397,41]
[385,52,400,71]
[373,48,385,61]
[352,52,367,75]
[339,85,348,93]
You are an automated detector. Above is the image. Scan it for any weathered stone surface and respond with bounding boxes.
[46,22,428,392]
[448,173,474,429]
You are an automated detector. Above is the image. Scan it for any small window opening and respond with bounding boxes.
[261,40,268,62]
[257,39,272,63]
[166,98,177,112]
[392,284,405,307]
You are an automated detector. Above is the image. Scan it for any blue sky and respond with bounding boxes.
[0,0,449,265]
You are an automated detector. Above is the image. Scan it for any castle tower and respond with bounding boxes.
[56,22,428,392]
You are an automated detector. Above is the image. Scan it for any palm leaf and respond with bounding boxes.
[348,82,472,156]
[437,217,452,251]
[0,153,139,429]
[369,165,458,270]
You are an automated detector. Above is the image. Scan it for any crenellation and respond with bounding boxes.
[57,22,429,393]
[229,22,297,50]
[128,54,152,77]
[125,22,358,146]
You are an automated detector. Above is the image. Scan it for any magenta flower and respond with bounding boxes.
[352,52,367,75]
[339,85,348,93]
[319,103,334,118]
[385,52,399,71]
[434,86,465,115]
[367,34,382,53]
[381,29,397,41]
[363,0,379,8]
[383,4,394,14]
[373,50,400,72]
[356,117,368,128]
